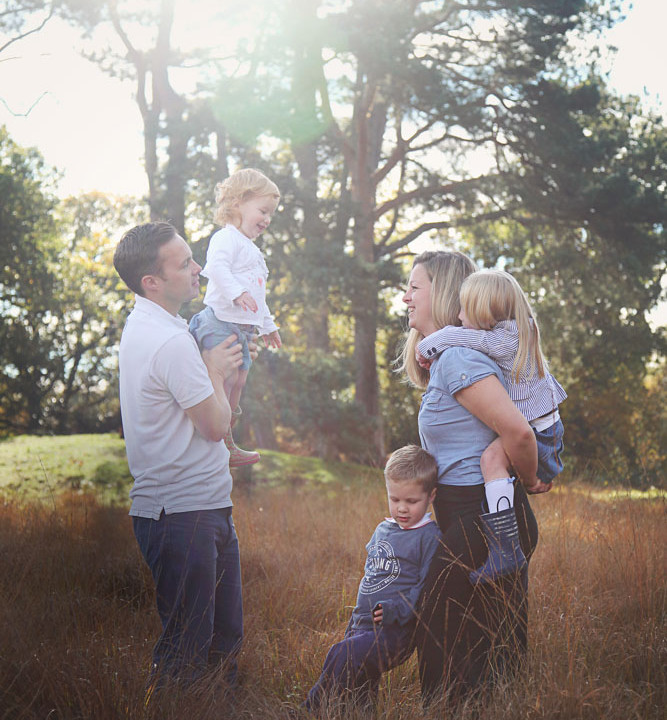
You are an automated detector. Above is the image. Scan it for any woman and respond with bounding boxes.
[399,251,545,706]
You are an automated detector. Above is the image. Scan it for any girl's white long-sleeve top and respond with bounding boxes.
[201,224,278,336]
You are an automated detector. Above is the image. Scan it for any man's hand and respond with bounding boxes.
[233,291,258,313]
[247,333,260,362]
[372,604,383,624]
[201,334,243,381]
[263,330,282,349]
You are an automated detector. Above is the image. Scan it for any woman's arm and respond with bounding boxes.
[455,375,539,488]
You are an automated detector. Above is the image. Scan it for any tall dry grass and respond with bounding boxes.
[0,483,664,719]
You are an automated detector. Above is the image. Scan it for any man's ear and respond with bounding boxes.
[141,274,159,294]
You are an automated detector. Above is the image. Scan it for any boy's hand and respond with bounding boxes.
[416,350,432,370]
[263,330,282,349]
[234,291,258,313]
[372,604,383,624]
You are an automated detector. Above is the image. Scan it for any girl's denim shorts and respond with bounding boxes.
[189,307,255,371]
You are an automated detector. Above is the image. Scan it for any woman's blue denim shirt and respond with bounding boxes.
[419,346,506,487]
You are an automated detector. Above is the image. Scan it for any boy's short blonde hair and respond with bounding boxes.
[384,445,438,494]
[213,168,280,227]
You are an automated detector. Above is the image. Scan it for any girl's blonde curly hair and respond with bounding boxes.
[460,269,547,382]
[213,168,280,227]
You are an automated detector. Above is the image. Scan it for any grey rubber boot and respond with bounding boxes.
[469,507,527,584]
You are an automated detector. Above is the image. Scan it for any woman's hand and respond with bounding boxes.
[525,479,553,494]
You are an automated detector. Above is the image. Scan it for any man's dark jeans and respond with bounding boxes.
[133,507,243,686]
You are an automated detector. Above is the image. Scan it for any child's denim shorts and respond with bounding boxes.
[189,307,256,371]
[534,419,565,484]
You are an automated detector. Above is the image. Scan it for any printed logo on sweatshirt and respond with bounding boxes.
[359,540,400,594]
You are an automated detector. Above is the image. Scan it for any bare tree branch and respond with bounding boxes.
[376,208,507,259]
[0,3,54,55]
[0,90,48,116]
[374,176,488,220]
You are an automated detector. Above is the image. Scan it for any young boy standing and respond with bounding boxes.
[303,445,442,713]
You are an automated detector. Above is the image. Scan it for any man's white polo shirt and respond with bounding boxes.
[119,295,233,519]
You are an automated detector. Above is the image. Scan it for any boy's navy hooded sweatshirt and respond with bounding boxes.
[350,514,442,628]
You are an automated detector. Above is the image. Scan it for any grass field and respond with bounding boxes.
[0,435,664,719]
[0,434,381,502]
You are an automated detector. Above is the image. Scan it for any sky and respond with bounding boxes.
[0,0,664,198]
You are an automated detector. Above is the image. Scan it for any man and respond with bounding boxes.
[113,221,248,690]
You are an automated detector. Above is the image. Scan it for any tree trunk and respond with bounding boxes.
[290,1,331,350]
[294,141,331,351]
[349,77,387,462]
[164,114,188,237]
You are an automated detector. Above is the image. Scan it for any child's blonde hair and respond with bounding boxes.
[460,269,546,381]
[384,444,438,494]
[213,168,280,227]
[397,251,478,389]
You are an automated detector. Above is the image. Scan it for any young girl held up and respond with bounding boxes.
[189,168,282,467]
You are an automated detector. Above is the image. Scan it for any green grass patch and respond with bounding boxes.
[241,449,383,491]
[551,482,666,502]
[0,435,384,505]
[1,434,663,507]
[0,433,130,502]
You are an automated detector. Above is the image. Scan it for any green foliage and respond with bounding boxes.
[0,127,61,433]
[244,349,379,463]
[200,0,635,462]
[0,130,146,434]
[378,315,423,454]
[467,84,666,487]
[91,459,133,493]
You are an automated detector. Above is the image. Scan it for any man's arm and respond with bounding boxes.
[185,335,242,442]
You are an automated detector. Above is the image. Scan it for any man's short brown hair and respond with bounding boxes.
[113,221,177,296]
[384,445,438,493]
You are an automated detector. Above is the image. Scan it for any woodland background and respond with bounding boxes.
[1,0,666,486]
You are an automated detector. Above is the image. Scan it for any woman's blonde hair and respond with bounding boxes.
[460,269,546,381]
[213,168,280,227]
[397,251,478,388]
